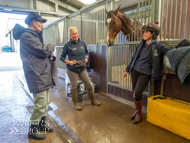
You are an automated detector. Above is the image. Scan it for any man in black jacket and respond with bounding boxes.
[13,13,55,140]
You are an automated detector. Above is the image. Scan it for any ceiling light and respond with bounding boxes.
[78,0,96,5]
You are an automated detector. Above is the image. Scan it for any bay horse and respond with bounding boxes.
[105,6,142,46]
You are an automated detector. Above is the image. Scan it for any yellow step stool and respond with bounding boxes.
[147,95,190,140]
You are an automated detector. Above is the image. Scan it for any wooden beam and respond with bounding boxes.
[47,0,78,12]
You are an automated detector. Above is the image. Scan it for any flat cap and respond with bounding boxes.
[25,13,47,25]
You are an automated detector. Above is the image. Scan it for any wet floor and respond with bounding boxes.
[0,71,73,143]
[49,76,190,143]
[0,52,77,143]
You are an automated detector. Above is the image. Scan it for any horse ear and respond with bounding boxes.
[114,5,120,15]
[105,9,108,14]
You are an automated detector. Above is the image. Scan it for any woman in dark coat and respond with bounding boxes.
[60,26,101,111]
[123,22,171,124]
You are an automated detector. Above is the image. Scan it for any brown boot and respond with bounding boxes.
[133,101,142,124]
[130,98,137,120]
[130,109,137,120]
[87,89,101,106]
[71,90,82,111]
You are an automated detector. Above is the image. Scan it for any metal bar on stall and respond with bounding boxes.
[173,0,177,40]
[151,0,155,23]
[129,44,132,88]
[140,0,143,26]
[108,44,111,84]
[178,0,183,39]
[137,1,140,41]
[103,7,105,43]
[189,14,190,40]
[164,0,168,41]
[168,0,173,40]
[148,0,150,23]
[117,47,119,82]
[81,14,82,40]
[134,0,140,42]
[106,44,109,95]
[119,46,122,86]
[121,45,124,86]
[65,21,67,43]
[160,0,163,40]
[125,45,127,87]
[114,41,140,46]
[54,24,57,46]
[183,0,188,39]
[143,0,146,24]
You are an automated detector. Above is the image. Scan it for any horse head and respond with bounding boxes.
[105,6,135,46]
[105,6,122,46]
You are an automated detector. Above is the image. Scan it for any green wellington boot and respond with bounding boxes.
[87,89,101,106]
[71,90,82,110]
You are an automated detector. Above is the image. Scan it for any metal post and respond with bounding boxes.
[184,0,188,39]
[178,0,183,39]
[55,3,58,12]
[164,0,169,41]
[33,0,36,10]
[173,0,177,40]
[160,0,163,40]
[168,0,173,40]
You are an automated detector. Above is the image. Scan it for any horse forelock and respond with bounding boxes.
[106,11,114,19]
[116,12,134,35]
[117,12,131,23]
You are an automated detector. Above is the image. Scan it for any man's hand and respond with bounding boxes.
[123,72,128,77]
[49,56,56,62]
[50,57,53,61]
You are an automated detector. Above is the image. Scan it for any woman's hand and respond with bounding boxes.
[85,58,88,64]
[123,72,128,77]
[65,60,76,66]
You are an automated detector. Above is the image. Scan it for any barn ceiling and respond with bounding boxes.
[0,0,96,16]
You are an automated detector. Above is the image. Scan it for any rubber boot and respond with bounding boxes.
[28,124,46,140]
[133,101,143,124]
[87,89,101,106]
[39,116,53,132]
[71,90,82,110]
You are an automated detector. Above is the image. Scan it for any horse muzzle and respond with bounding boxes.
[107,40,114,46]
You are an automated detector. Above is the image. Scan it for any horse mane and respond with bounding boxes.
[116,12,133,36]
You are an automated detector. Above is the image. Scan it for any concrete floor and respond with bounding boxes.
[1,52,190,143]
[0,71,75,143]
[48,76,190,143]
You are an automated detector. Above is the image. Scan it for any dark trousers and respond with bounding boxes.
[131,69,151,101]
